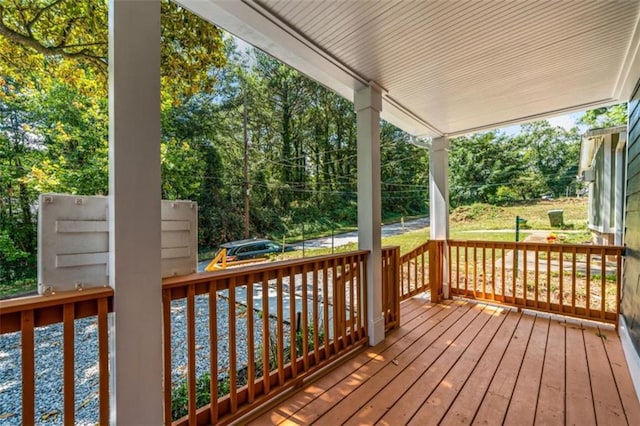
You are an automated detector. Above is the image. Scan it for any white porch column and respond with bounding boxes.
[615,132,627,246]
[429,137,450,240]
[108,1,163,424]
[355,85,384,346]
[603,134,612,240]
[429,137,450,297]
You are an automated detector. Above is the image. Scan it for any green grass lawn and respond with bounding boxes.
[450,198,588,231]
[0,279,37,299]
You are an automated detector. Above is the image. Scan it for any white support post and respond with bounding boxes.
[108,1,163,424]
[603,134,612,238]
[355,85,385,346]
[429,137,450,297]
[615,132,627,246]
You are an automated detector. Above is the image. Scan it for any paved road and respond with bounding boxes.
[293,217,430,249]
[197,217,430,271]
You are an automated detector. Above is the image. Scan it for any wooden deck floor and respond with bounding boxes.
[248,297,640,425]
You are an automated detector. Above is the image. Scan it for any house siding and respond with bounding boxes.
[591,143,604,229]
[623,79,640,353]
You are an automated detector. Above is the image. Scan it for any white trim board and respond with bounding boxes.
[619,315,640,405]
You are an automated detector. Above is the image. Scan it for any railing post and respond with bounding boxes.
[429,240,444,302]
[393,246,400,328]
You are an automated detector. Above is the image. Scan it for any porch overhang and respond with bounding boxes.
[179,0,640,137]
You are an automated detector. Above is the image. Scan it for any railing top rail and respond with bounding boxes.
[447,239,624,253]
[0,287,114,315]
[399,240,431,262]
[163,249,370,288]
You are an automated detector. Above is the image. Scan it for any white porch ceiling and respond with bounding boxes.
[179,0,640,138]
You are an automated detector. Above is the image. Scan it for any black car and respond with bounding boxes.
[217,238,294,262]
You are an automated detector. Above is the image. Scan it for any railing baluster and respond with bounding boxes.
[260,271,270,396]
[228,277,238,412]
[546,245,551,309]
[22,310,35,425]
[482,245,486,299]
[301,264,309,372]
[341,255,348,345]
[616,253,622,329]
[322,259,330,358]
[276,270,285,386]
[63,303,75,425]
[187,284,197,423]
[600,247,606,320]
[523,244,528,304]
[586,251,592,318]
[571,247,577,313]
[361,254,369,338]
[413,250,418,294]
[355,254,363,337]
[559,245,564,313]
[534,245,539,308]
[332,258,340,355]
[98,297,109,425]
[512,243,517,304]
[349,255,356,343]
[464,244,469,294]
[448,244,453,293]
[312,263,320,363]
[491,246,496,300]
[289,267,297,379]
[384,252,388,323]
[247,275,255,403]
[472,243,477,297]
[162,289,172,425]
[501,245,506,300]
[208,283,219,423]
[420,247,425,293]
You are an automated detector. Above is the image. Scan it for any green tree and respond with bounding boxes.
[579,103,627,128]
[0,77,39,283]
[0,0,226,98]
[449,132,523,206]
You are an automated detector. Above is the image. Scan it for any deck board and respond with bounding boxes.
[350,304,491,425]
[534,317,565,425]
[599,326,640,423]
[310,302,477,424]
[583,325,627,424]
[472,313,535,425]
[405,305,508,425]
[503,315,549,425]
[565,323,597,425]
[246,298,640,426]
[439,311,521,426]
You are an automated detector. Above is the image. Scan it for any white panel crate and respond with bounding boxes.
[38,194,198,293]
[38,193,109,293]
[161,200,198,277]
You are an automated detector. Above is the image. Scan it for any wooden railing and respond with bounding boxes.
[447,240,623,326]
[0,287,113,425]
[398,241,430,301]
[162,251,369,425]
[381,246,400,331]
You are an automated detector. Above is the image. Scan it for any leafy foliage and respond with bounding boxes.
[578,103,627,128]
[0,0,226,98]
[449,122,582,207]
